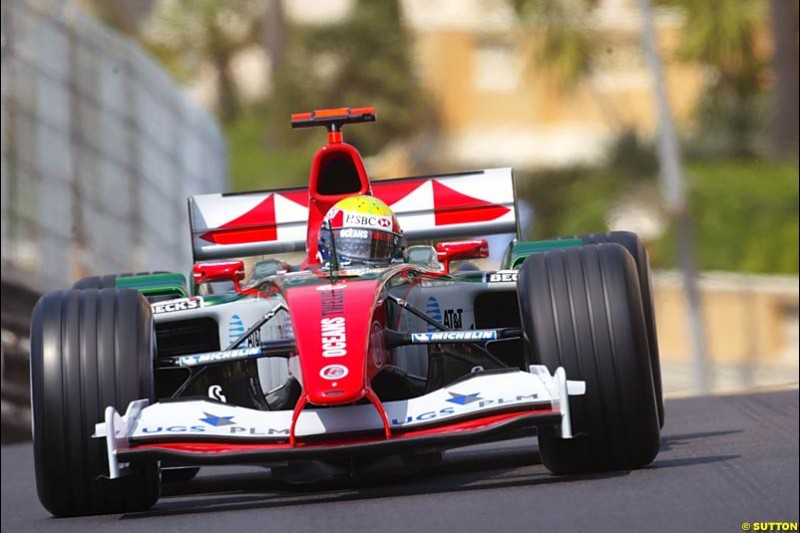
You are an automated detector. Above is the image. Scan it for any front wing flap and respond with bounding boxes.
[95,367,584,478]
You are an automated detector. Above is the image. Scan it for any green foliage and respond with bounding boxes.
[142,0,265,121]
[656,161,799,274]
[516,166,633,240]
[607,129,659,179]
[225,109,319,191]
[672,0,763,95]
[514,0,597,89]
[519,159,799,275]
[265,0,431,156]
[224,0,430,191]
[667,0,766,158]
[518,128,658,239]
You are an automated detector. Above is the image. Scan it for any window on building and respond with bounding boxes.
[472,41,520,93]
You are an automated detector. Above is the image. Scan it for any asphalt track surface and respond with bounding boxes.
[2,390,798,533]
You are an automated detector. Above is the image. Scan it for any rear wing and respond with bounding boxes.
[189,168,518,261]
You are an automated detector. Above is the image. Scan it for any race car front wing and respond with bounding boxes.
[95,366,584,479]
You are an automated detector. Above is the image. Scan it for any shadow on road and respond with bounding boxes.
[123,436,738,520]
[658,429,743,452]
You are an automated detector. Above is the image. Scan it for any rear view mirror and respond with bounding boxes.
[435,239,489,273]
[406,245,442,270]
[192,261,245,292]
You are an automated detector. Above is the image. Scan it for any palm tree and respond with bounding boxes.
[768,0,799,159]
[513,0,621,128]
[144,0,267,123]
[672,0,765,157]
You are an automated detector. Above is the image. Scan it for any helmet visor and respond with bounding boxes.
[330,227,400,264]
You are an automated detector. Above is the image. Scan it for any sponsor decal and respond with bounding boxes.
[177,347,261,367]
[320,317,346,357]
[392,407,456,425]
[320,287,347,357]
[324,206,340,221]
[151,297,203,314]
[410,330,498,343]
[315,283,347,291]
[470,393,539,409]
[228,427,289,436]
[140,425,289,436]
[141,425,207,433]
[208,385,227,402]
[228,313,246,344]
[199,412,235,427]
[426,296,442,332]
[419,280,458,288]
[320,364,349,380]
[446,391,482,405]
[343,212,392,229]
[443,308,463,329]
[340,228,369,239]
[390,392,540,426]
[487,271,518,283]
[320,286,345,316]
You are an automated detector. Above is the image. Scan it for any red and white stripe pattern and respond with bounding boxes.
[189,168,516,260]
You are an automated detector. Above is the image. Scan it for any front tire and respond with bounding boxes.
[518,244,660,474]
[565,231,664,427]
[30,289,160,516]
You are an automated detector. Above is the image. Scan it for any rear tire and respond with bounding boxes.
[562,231,664,428]
[73,272,169,290]
[30,289,160,516]
[518,244,660,474]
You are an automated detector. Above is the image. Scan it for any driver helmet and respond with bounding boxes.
[318,195,405,267]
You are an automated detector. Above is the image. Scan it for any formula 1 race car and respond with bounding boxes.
[30,107,663,517]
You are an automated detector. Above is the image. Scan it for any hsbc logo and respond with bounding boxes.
[320,364,349,380]
[344,212,392,229]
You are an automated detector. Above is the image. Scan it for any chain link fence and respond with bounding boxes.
[1,0,228,441]
[1,0,227,292]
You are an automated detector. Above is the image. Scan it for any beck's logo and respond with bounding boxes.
[487,271,518,283]
[151,297,203,314]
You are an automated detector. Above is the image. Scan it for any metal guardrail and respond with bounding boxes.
[0,280,39,443]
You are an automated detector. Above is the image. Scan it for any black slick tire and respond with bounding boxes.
[30,289,160,516]
[518,244,660,474]
[563,231,664,428]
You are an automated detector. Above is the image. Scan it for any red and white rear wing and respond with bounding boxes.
[189,168,518,261]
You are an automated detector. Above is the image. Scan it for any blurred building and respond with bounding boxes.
[654,272,800,394]
[1,0,227,291]
[174,0,704,174]
[400,0,704,172]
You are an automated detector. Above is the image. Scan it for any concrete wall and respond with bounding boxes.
[1,0,227,291]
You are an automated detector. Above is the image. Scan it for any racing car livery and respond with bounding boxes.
[30,107,663,516]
